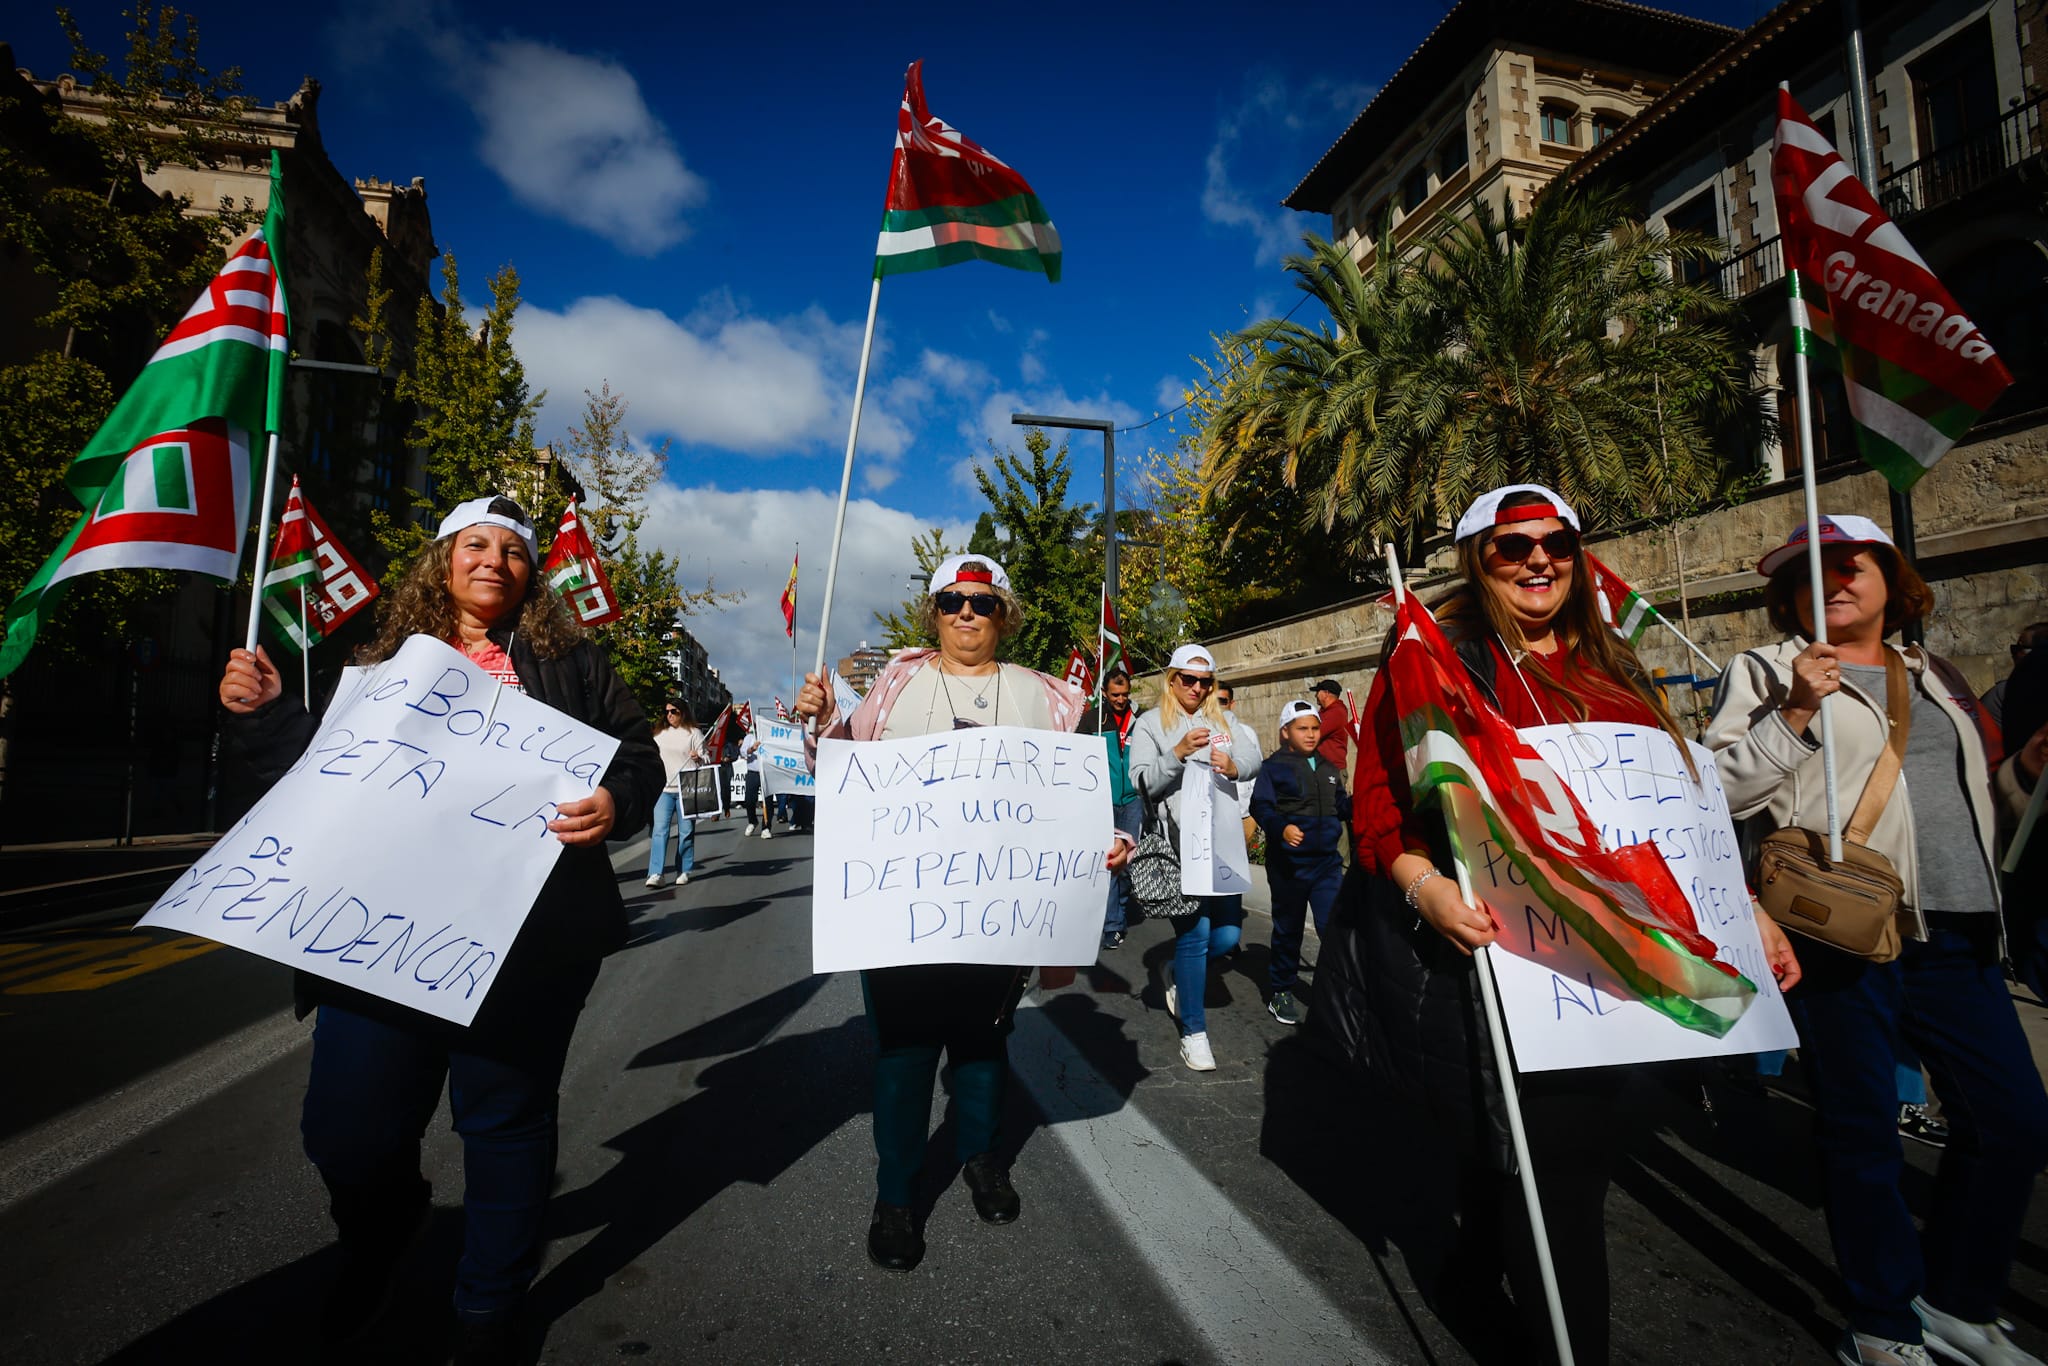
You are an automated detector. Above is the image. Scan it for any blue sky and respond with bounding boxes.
[14,0,1774,703]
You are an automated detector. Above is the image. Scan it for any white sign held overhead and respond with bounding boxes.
[811,726,1113,972]
[139,635,622,1026]
[1459,723,1800,1072]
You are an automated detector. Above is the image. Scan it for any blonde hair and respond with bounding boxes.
[357,532,585,665]
[1153,655,1231,733]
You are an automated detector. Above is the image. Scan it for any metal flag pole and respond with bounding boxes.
[812,278,883,698]
[1781,82,1845,860]
[242,432,281,653]
[791,539,801,707]
[1385,542,1575,1366]
[299,585,310,708]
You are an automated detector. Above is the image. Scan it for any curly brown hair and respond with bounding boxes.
[1762,541,1931,638]
[356,532,585,664]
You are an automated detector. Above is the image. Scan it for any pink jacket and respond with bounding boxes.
[821,649,1085,741]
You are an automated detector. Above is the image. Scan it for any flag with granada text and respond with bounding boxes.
[1772,89,2012,490]
[541,501,621,627]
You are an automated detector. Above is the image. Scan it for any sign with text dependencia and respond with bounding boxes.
[139,634,620,1025]
[812,727,1113,972]
[757,717,814,797]
[1467,723,1799,1072]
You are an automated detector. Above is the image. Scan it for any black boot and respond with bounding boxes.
[961,1153,1020,1225]
[318,1175,431,1342]
[866,1200,924,1271]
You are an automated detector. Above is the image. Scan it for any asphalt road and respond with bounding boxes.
[3,818,2048,1364]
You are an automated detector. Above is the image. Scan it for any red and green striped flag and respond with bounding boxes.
[541,500,622,627]
[260,476,378,653]
[1099,583,1124,680]
[875,61,1061,283]
[1771,90,2011,490]
[1587,553,1662,647]
[1384,592,1756,1037]
[0,166,289,679]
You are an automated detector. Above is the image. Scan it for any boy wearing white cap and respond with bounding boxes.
[1249,700,1351,1026]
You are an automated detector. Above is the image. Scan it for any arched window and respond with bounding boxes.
[1540,103,1575,147]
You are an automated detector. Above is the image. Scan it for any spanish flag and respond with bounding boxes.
[779,550,798,639]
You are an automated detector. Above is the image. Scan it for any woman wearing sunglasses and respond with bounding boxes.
[1346,484,1799,1363]
[1127,643,1263,1072]
[793,555,1130,1274]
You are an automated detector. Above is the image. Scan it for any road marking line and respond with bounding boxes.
[0,1008,310,1214]
[1008,998,1392,1365]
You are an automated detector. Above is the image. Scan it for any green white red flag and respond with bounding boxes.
[1099,584,1124,682]
[541,500,621,627]
[874,61,1061,283]
[1771,90,2011,490]
[1587,552,1661,647]
[1384,592,1756,1037]
[259,476,378,653]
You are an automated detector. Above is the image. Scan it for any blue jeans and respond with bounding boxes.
[1102,800,1143,937]
[1787,918,2048,1340]
[1172,896,1244,1036]
[301,986,593,1322]
[647,792,695,879]
[1268,852,1342,994]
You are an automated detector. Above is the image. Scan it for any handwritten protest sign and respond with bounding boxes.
[139,634,621,1026]
[812,726,1113,971]
[757,717,814,797]
[1180,748,1251,897]
[1459,723,1798,1071]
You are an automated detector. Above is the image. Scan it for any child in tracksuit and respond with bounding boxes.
[1249,699,1351,1027]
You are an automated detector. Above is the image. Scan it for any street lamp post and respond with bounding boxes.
[1011,412,1117,604]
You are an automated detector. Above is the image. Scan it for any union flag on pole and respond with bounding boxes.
[779,551,799,639]
[1586,553,1663,648]
[541,500,621,627]
[874,62,1061,283]
[1382,591,1756,1037]
[1099,584,1125,681]
[1063,645,1096,697]
[260,477,378,653]
[1771,90,2012,490]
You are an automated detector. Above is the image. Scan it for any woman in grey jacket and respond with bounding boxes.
[1706,515,2048,1366]
[1128,643,1261,1071]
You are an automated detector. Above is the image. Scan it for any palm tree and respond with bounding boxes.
[1203,185,1765,563]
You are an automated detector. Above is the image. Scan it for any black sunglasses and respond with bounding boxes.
[1488,529,1579,563]
[935,590,1003,617]
[1173,672,1216,689]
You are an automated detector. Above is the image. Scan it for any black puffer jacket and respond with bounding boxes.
[1309,634,1514,1172]
[228,629,663,1042]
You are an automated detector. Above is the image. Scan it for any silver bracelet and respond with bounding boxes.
[1403,868,1441,911]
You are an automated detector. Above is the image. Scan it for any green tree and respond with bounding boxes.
[875,527,959,651]
[972,429,1094,674]
[376,253,542,566]
[1205,186,1763,564]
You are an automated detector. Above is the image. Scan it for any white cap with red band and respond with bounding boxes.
[928,554,1011,595]
[1757,513,1896,578]
[1453,484,1582,543]
[1279,699,1318,726]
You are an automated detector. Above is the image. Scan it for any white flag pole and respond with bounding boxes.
[812,277,883,701]
[1384,542,1575,1366]
[299,586,310,708]
[1659,615,1724,676]
[242,432,281,655]
[1780,84,1845,861]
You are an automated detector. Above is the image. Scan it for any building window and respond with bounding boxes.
[1662,189,1719,284]
[1589,112,1622,146]
[1911,19,1998,161]
[1438,126,1469,179]
[1540,104,1574,146]
[1401,165,1431,214]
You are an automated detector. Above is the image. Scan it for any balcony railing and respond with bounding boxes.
[1877,90,2047,220]
[1709,234,1785,302]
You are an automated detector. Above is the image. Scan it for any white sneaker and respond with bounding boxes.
[1163,964,1178,1022]
[744,823,756,836]
[645,875,662,888]
[1839,1332,1934,1365]
[1179,1031,1216,1071]
[760,828,773,840]
[1914,1299,2044,1366]
[675,871,689,886]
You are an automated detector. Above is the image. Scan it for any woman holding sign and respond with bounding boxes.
[1708,516,2048,1366]
[218,495,662,1361]
[1346,484,1801,1363]
[794,554,1129,1274]
[1128,644,1262,1072]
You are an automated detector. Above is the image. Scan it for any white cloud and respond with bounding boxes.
[1203,74,1376,266]
[955,386,1144,494]
[469,40,705,255]
[516,294,916,462]
[986,310,1013,335]
[1155,374,1190,411]
[641,483,971,705]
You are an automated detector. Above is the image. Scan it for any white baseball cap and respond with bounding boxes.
[1279,699,1318,726]
[927,554,1011,594]
[1757,514,1897,578]
[1166,643,1215,674]
[436,496,538,561]
[1453,484,1582,543]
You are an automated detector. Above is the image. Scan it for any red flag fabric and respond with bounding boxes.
[779,551,798,639]
[1064,646,1095,696]
[1099,585,1125,680]
[541,500,621,627]
[1771,89,2012,489]
[260,476,378,653]
[1386,592,1755,1036]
